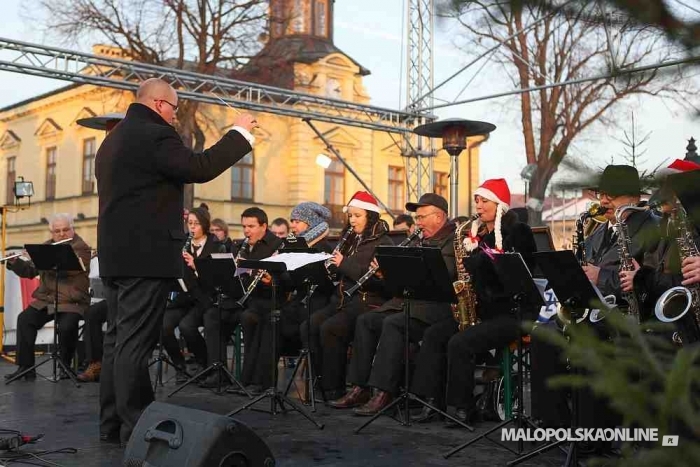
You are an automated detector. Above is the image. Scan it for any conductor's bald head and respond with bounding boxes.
[137,78,178,125]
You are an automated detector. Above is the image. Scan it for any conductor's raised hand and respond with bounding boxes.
[233,113,259,133]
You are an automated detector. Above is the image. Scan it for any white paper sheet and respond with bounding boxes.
[259,252,332,271]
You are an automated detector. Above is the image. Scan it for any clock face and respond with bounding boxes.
[326,78,341,98]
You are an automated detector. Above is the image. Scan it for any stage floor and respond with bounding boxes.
[0,359,565,466]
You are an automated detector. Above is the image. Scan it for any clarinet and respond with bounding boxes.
[183,232,193,254]
[236,238,282,308]
[343,228,423,298]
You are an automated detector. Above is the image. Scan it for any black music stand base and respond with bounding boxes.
[226,272,323,430]
[355,295,474,434]
[284,282,327,411]
[228,385,325,430]
[6,347,81,386]
[445,290,542,459]
[284,348,325,411]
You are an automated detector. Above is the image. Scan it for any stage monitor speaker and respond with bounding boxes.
[123,402,275,467]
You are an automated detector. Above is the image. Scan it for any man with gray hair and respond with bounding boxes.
[3,213,91,381]
[96,77,257,445]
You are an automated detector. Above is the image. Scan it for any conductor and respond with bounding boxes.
[96,78,258,445]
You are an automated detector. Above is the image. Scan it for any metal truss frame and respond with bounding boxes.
[0,37,420,134]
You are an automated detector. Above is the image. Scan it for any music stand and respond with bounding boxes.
[283,251,331,411]
[6,243,84,385]
[355,246,475,434]
[508,250,606,467]
[227,258,324,430]
[444,252,545,459]
[168,254,248,397]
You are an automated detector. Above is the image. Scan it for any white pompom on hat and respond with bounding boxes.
[465,178,511,252]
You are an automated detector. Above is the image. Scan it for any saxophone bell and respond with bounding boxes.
[655,286,693,323]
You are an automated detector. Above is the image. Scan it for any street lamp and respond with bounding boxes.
[315,153,332,169]
[414,118,496,218]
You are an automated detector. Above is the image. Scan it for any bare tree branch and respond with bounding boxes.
[438,0,697,224]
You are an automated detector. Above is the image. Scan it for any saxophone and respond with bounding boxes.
[654,206,700,345]
[613,204,647,323]
[453,215,480,331]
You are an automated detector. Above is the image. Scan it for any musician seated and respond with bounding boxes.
[298,193,393,401]
[623,159,700,344]
[393,214,416,234]
[270,217,291,239]
[210,218,234,253]
[4,213,91,381]
[530,165,659,442]
[230,207,284,393]
[162,207,224,383]
[330,193,454,414]
[234,203,335,394]
[76,252,108,382]
[414,179,537,425]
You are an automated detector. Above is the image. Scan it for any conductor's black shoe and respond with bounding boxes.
[4,366,36,381]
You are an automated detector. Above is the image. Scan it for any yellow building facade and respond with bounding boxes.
[0,11,483,249]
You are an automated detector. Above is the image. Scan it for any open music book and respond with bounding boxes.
[259,252,331,271]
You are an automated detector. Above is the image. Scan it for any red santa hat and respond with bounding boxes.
[465,178,511,252]
[666,159,700,173]
[343,191,381,213]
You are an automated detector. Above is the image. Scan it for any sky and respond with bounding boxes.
[0,0,699,196]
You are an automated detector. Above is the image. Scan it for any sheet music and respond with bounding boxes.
[260,252,331,271]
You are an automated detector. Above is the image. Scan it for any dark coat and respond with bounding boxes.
[95,103,252,278]
[463,211,537,321]
[169,234,226,311]
[335,221,394,307]
[635,214,700,321]
[8,234,92,315]
[584,209,660,301]
[373,220,456,324]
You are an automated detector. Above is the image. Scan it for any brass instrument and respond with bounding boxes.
[582,202,608,237]
[343,228,423,298]
[610,204,647,323]
[453,215,480,331]
[654,206,700,345]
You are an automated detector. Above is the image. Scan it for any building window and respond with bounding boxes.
[46,146,57,200]
[324,157,345,228]
[6,156,16,205]
[231,152,254,201]
[292,0,306,33]
[388,166,405,212]
[433,171,448,199]
[82,137,96,194]
[314,0,327,36]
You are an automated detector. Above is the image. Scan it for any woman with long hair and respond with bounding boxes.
[300,191,394,400]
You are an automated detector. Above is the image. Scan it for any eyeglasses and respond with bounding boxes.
[52,228,72,234]
[414,211,439,222]
[156,99,178,111]
[187,221,201,226]
[210,228,223,232]
[596,191,619,201]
